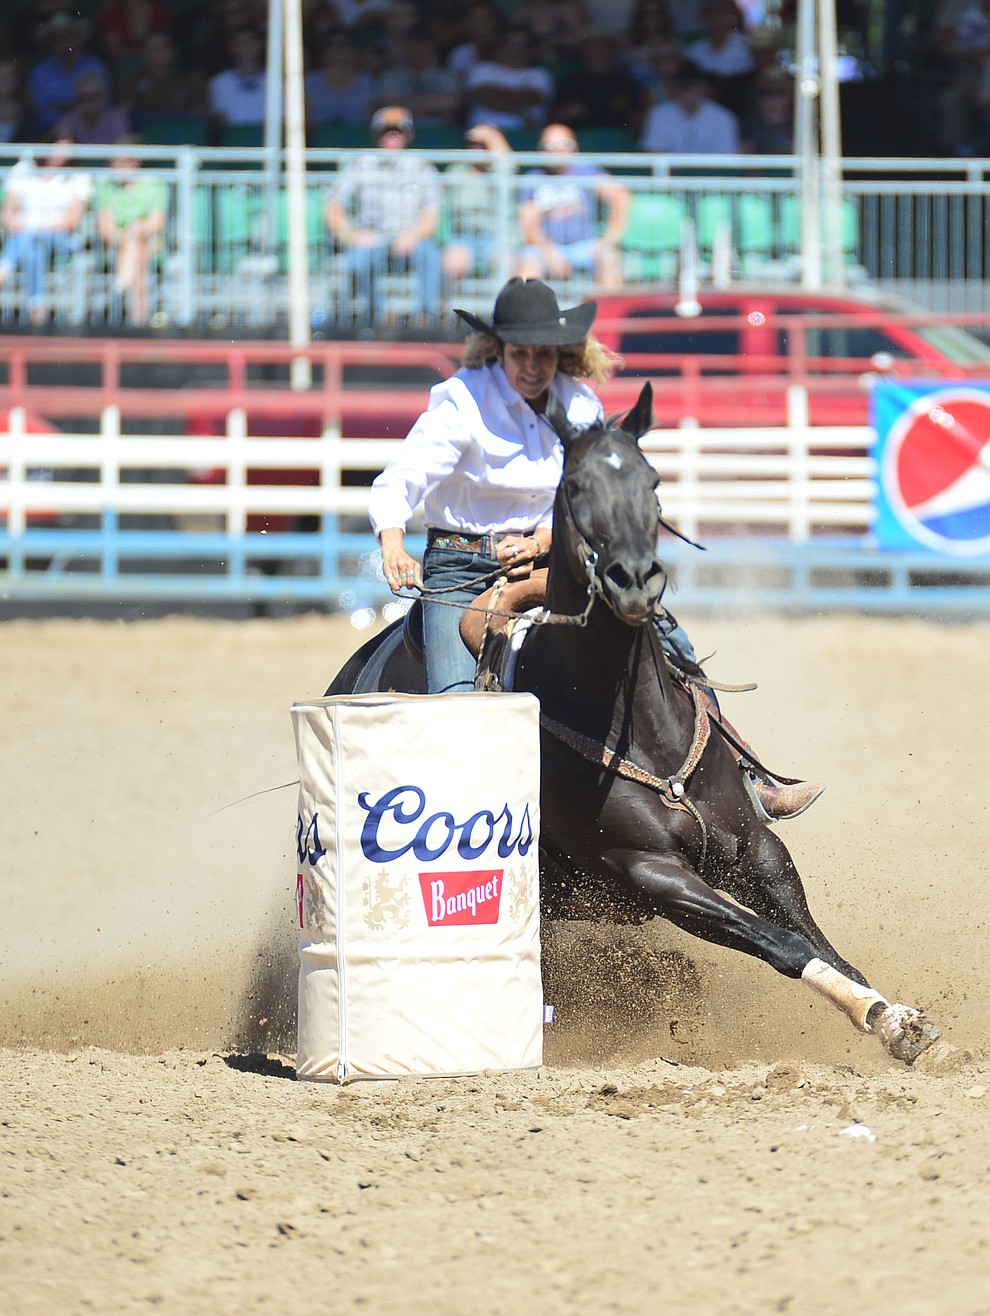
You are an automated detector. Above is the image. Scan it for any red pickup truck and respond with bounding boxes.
[591,287,990,427]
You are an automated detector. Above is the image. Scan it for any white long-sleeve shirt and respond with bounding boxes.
[368,362,603,538]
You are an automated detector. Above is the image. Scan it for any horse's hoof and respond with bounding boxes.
[875,1003,942,1064]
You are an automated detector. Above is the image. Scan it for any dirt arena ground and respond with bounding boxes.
[1,611,988,1315]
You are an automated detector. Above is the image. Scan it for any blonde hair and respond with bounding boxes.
[460,331,622,389]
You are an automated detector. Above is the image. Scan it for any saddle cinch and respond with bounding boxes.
[452,571,824,823]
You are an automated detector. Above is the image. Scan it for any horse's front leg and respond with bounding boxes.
[722,825,868,983]
[725,827,941,1063]
[607,845,818,979]
[607,846,940,1063]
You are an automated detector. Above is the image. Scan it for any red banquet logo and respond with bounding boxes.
[419,870,503,927]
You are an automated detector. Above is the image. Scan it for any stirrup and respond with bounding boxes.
[753,778,825,822]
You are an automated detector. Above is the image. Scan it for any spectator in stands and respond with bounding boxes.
[58,69,131,144]
[664,0,706,41]
[685,0,754,116]
[0,57,37,143]
[584,0,639,37]
[638,58,739,152]
[463,25,554,134]
[324,105,442,328]
[208,24,267,143]
[514,122,630,289]
[96,132,167,326]
[305,29,380,129]
[423,0,469,62]
[334,0,395,35]
[625,0,674,62]
[304,1,347,54]
[738,65,794,154]
[629,38,685,109]
[95,0,171,69]
[446,2,502,84]
[28,10,110,135]
[183,0,266,78]
[936,0,990,154]
[520,0,589,70]
[118,30,208,130]
[367,0,419,74]
[7,0,63,66]
[441,122,513,289]
[0,135,93,326]
[551,27,646,134]
[378,32,461,127]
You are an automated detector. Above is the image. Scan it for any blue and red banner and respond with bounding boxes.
[871,381,990,556]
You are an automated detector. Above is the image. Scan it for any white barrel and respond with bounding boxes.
[291,691,544,1083]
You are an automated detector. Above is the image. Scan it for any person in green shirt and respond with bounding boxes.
[96,133,167,326]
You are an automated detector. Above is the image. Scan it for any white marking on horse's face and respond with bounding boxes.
[604,450,624,471]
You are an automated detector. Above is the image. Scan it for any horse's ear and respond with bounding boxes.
[545,391,580,449]
[622,382,654,443]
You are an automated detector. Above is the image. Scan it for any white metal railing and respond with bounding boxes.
[5,144,990,329]
[1,408,875,539]
[5,408,990,614]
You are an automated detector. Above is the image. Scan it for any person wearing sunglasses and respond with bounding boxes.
[324,104,442,329]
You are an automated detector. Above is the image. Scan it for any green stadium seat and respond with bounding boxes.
[219,123,265,149]
[577,127,639,154]
[695,193,734,256]
[135,114,210,147]
[310,124,371,149]
[276,188,328,272]
[779,194,860,263]
[620,193,686,283]
[736,192,776,275]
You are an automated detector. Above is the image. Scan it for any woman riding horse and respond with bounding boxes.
[369,277,820,820]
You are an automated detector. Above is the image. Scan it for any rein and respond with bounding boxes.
[400,491,605,630]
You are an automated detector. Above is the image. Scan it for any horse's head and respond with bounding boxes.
[548,382,666,626]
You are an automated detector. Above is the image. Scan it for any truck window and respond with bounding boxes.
[776,320,912,361]
[617,308,741,371]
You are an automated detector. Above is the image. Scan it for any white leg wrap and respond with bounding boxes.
[801,957,889,1033]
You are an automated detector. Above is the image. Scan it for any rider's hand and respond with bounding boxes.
[380,528,422,592]
[497,534,541,579]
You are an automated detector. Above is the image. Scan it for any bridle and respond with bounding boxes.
[406,467,607,629]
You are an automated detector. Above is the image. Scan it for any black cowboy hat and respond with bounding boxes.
[454,278,597,346]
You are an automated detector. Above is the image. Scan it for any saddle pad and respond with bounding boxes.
[292,691,544,1082]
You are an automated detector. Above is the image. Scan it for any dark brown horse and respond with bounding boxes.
[327,383,939,1063]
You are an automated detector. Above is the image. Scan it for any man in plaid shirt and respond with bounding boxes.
[325,105,442,329]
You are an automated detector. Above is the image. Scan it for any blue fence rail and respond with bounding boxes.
[4,525,989,616]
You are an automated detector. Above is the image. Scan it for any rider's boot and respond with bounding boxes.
[703,694,825,823]
[654,610,825,823]
[752,777,826,821]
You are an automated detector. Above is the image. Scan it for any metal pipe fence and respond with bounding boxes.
[5,145,990,330]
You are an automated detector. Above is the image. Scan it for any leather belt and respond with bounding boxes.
[426,528,498,556]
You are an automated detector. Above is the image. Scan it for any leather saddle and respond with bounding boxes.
[459,568,549,691]
[459,568,548,658]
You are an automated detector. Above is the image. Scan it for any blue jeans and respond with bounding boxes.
[421,545,497,694]
[655,610,699,666]
[0,230,79,306]
[345,236,441,322]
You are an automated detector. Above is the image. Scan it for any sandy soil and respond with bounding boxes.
[1,611,989,1315]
